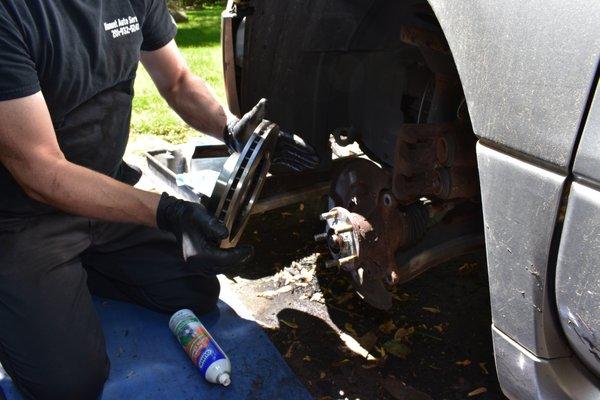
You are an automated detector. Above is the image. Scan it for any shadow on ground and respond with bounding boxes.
[231,199,506,399]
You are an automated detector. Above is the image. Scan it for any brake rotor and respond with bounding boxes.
[207,120,278,248]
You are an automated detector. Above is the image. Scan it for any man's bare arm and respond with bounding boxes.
[0,93,161,226]
[140,40,234,140]
[141,40,320,172]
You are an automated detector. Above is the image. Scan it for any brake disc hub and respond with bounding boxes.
[317,158,430,309]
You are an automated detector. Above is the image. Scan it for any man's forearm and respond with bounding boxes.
[141,40,236,141]
[163,70,233,140]
[21,157,160,226]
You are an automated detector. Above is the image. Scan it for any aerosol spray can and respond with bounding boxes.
[169,309,232,386]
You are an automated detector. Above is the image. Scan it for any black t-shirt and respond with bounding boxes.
[0,0,176,220]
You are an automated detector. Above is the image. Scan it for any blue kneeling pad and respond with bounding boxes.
[0,299,312,400]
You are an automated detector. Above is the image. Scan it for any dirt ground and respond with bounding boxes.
[223,198,507,400]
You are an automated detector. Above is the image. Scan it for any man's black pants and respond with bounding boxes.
[0,213,220,400]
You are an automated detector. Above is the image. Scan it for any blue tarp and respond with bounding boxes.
[0,299,312,400]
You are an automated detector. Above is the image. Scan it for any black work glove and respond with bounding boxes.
[223,98,320,172]
[156,193,253,275]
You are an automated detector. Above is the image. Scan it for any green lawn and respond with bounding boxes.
[131,6,225,143]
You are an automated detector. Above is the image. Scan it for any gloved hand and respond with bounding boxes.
[223,98,320,172]
[156,193,253,275]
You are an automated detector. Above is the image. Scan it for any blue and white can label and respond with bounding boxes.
[170,311,227,375]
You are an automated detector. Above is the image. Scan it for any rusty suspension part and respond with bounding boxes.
[313,23,483,310]
[318,159,448,309]
[392,122,478,204]
[318,134,482,309]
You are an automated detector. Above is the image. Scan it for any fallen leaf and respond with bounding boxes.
[383,339,411,359]
[455,359,472,367]
[422,306,441,314]
[300,268,315,282]
[381,376,433,400]
[303,355,312,362]
[319,371,326,379]
[479,362,489,375]
[432,324,445,333]
[361,363,379,369]
[392,293,410,302]
[468,387,487,397]
[280,319,299,329]
[299,203,305,211]
[379,320,397,334]
[344,323,358,336]
[340,333,377,360]
[284,341,299,358]
[394,326,415,340]
[310,292,324,303]
[415,331,442,342]
[257,285,293,299]
[358,331,379,351]
[335,292,355,305]
[332,359,351,367]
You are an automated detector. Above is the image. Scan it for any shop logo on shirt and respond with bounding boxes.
[104,16,140,39]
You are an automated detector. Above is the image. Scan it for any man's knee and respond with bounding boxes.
[149,275,220,315]
[24,353,109,400]
[188,275,220,315]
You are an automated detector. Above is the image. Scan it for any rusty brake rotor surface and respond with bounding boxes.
[318,157,482,310]
[319,158,429,309]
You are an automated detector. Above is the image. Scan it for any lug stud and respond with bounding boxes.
[320,210,338,221]
[325,255,358,269]
[314,232,328,242]
[334,224,354,234]
[338,255,358,265]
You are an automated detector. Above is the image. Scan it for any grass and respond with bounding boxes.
[131,6,225,143]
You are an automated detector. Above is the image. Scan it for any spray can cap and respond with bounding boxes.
[217,373,231,387]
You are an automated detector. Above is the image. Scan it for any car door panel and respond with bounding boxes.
[556,83,600,378]
[477,143,570,359]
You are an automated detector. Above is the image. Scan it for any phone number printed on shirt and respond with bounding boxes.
[104,16,140,39]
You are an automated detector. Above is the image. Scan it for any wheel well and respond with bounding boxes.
[242,1,473,161]
[237,0,482,299]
